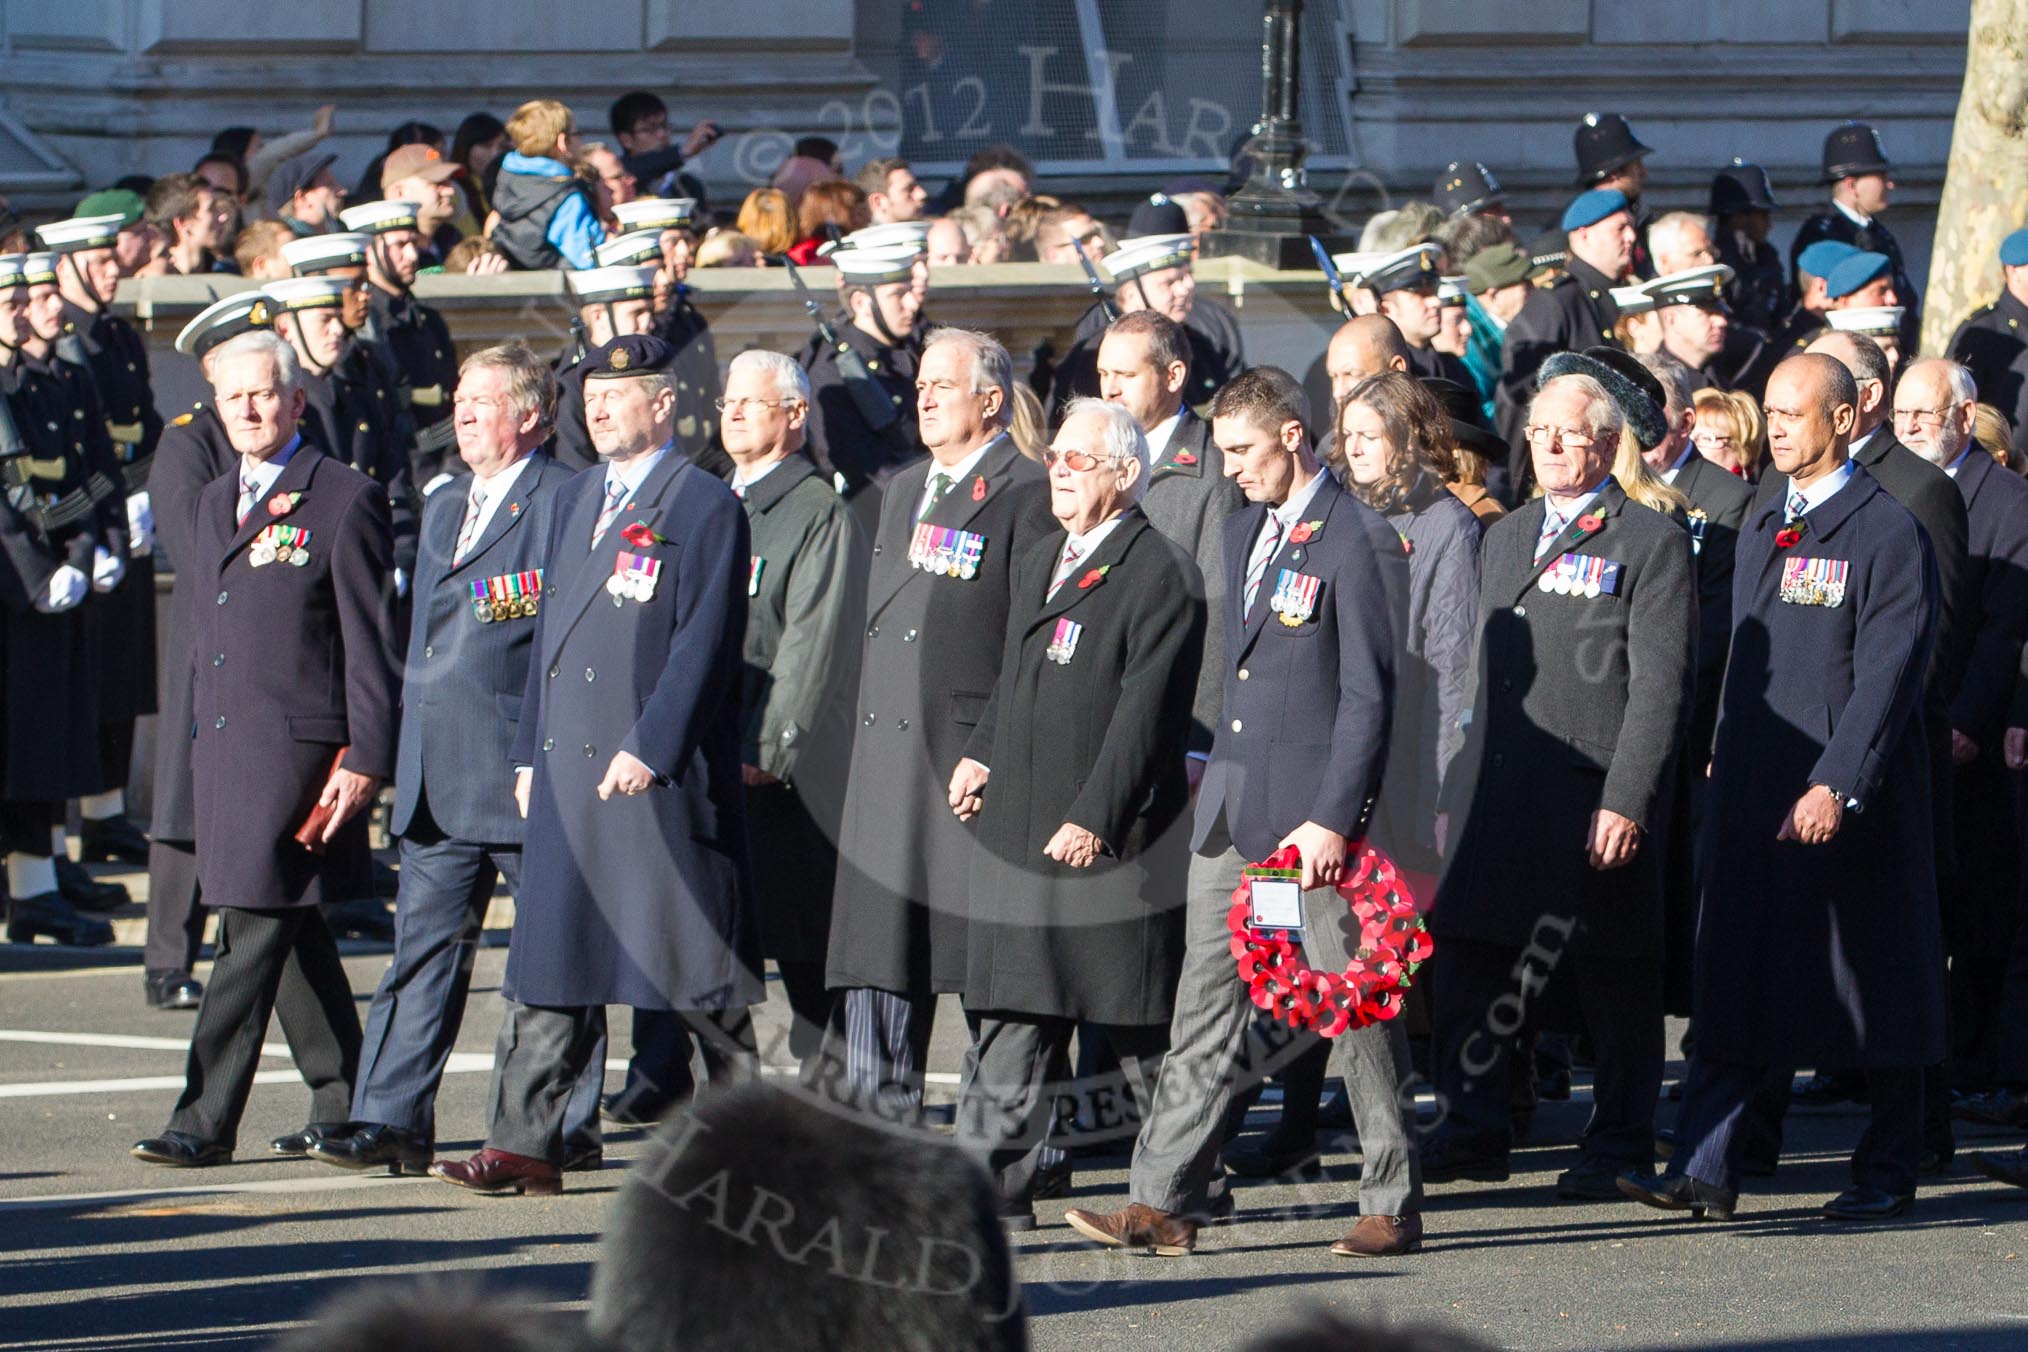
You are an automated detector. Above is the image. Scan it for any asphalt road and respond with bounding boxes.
[3,873,2027,1352]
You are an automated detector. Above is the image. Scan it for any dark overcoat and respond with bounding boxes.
[1192,472,1406,863]
[1435,479,1695,959]
[1947,288,2028,458]
[1373,477,1481,874]
[1138,408,1245,754]
[963,511,1204,1025]
[61,299,159,725]
[735,453,866,964]
[1696,466,1942,1066]
[187,442,400,910]
[147,403,238,842]
[826,436,1055,996]
[391,454,577,846]
[505,451,762,1012]
[1949,448,2028,747]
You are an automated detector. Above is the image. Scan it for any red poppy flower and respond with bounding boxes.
[1076,566,1109,589]
[1576,513,1603,534]
[1172,450,1198,466]
[971,476,987,501]
[1288,519,1322,545]
[621,521,666,549]
[1775,527,1803,549]
[267,492,298,518]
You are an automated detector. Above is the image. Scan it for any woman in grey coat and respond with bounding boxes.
[1228,369,1483,1176]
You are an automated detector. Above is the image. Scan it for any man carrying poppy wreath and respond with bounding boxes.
[1422,364,1695,1203]
[1063,365,1423,1259]
[430,334,762,1196]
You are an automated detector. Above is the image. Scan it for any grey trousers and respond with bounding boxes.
[1129,843,1423,1218]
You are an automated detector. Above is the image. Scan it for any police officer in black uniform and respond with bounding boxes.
[1789,122,1919,355]
[1434,161,1509,224]
[1710,159,1787,335]
[1538,113,1654,279]
[1947,228,2028,458]
[37,211,160,867]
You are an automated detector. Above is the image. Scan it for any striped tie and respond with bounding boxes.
[1243,513,1284,615]
[236,472,259,527]
[453,483,487,564]
[1046,540,1083,600]
[592,476,628,546]
[1534,507,1566,563]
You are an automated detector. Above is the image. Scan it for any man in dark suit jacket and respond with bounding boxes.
[1067,367,1421,1259]
[1624,355,1940,1222]
[1096,310,1245,760]
[131,329,400,1167]
[1427,371,1695,1199]
[1894,359,2028,1099]
[430,334,761,1196]
[827,328,1055,1121]
[307,342,595,1177]
[142,295,273,1010]
[954,399,1205,1230]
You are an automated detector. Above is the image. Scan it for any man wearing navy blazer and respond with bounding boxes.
[307,342,595,1176]
[431,334,761,1196]
[131,330,400,1167]
[1067,366,1421,1259]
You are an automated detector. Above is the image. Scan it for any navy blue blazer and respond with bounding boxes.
[504,450,761,1011]
[390,454,577,845]
[1948,449,2028,743]
[1192,471,1406,861]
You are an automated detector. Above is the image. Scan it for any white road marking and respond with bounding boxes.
[0,1029,287,1056]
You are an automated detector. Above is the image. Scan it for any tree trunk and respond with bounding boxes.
[1924,0,2028,357]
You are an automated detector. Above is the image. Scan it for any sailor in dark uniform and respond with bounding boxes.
[552,263,662,473]
[797,241,926,528]
[1346,245,1476,390]
[343,200,465,489]
[1645,265,1751,392]
[1788,122,1919,355]
[614,196,722,459]
[37,211,161,866]
[1946,227,2028,457]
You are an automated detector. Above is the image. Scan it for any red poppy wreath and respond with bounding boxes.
[1226,843,1433,1037]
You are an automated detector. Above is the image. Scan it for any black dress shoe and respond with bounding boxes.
[1224,1134,1322,1178]
[998,1198,1038,1232]
[1420,1138,1510,1183]
[1558,1160,1643,1201]
[56,857,130,913]
[562,1144,604,1173]
[1791,1070,1867,1107]
[1822,1186,1912,1221]
[6,891,114,947]
[1953,1088,2028,1128]
[132,1131,231,1167]
[1031,1159,1074,1199]
[1617,1170,1737,1220]
[1968,1147,2028,1188]
[144,970,203,1011]
[307,1124,431,1175]
[78,814,150,865]
[271,1122,352,1158]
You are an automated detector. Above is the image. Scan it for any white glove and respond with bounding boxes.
[92,546,126,593]
[126,492,154,557]
[47,565,87,612]
[394,567,410,598]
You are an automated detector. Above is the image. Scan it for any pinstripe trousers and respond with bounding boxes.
[165,906,361,1146]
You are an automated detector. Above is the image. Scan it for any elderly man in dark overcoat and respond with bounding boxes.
[1066,366,1419,1260]
[430,334,760,1196]
[723,347,866,1073]
[1426,369,1696,1201]
[131,329,400,1166]
[825,327,1055,1121]
[307,341,593,1177]
[1624,354,1941,1222]
[950,398,1204,1228]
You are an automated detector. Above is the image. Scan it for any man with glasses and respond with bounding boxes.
[1425,371,1694,1202]
[719,349,866,1077]
[827,327,1054,1133]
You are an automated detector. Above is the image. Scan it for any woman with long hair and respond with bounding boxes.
[786,179,869,265]
[451,112,509,224]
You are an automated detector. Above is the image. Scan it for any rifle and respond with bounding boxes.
[1309,236,1348,316]
[783,254,904,437]
[1077,250,1120,324]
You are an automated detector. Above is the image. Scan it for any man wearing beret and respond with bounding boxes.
[431,334,761,1196]
[1947,227,2028,459]
[130,328,400,1167]
[1495,188,1635,493]
[1789,122,1919,355]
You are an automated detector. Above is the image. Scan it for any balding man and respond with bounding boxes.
[1426,372,1694,1200]
[1315,314,1414,470]
[1895,359,2028,1105]
[1622,354,1941,1223]
[1647,212,1717,278]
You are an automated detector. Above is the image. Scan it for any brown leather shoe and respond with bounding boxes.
[1063,1203,1197,1256]
[427,1148,562,1196]
[1329,1214,1423,1257]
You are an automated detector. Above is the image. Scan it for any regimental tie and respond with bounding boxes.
[1045,540,1083,600]
[1534,506,1569,563]
[452,483,487,565]
[592,476,628,546]
[235,470,260,527]
[1243,512,1284,614]
[918,471,955,523]
[1787,490,1807,522]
